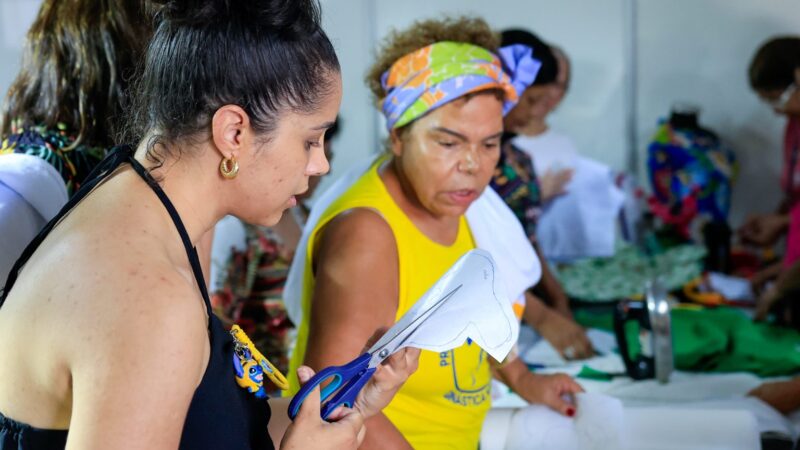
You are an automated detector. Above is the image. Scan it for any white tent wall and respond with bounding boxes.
[318,0,630,207]
[636,0,800,225]
[0,1,39,103]
[2,0,799,226]
[371,0,629,168]
[315,0,381,200]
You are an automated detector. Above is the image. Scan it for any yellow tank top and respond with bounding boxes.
[288,158,491,449]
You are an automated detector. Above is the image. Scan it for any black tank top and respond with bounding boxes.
[0,146,274,450]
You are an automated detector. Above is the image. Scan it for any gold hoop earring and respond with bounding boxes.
[219,156,239,179]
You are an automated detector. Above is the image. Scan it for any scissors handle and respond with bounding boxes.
[288,352,376,420]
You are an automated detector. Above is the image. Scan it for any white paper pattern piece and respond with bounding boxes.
[504,393,624,450]
[391,249,520,363]
[466,186,542,302]
[708,272,754,301]
[535,156,625,262]
[511,130,580,178]
[521,328,621,369]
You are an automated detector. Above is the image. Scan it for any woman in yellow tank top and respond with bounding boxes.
[290,17,583,449]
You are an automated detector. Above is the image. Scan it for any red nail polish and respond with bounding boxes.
[566,407,575,417]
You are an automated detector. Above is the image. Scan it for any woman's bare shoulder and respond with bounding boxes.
[318,207,397,254]
[4,231,208,361]
[0,237,209,430]
[311,208,399,303]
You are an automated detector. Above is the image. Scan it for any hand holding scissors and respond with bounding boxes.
[288,285,462,420]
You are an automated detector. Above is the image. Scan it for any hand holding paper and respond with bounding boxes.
[289,249,519,419]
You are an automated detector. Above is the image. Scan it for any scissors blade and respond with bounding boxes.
[367,284,463,368]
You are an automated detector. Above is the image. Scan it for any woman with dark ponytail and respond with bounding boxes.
[0,1,417,449]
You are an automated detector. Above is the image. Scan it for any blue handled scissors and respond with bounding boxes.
[288,284,463,420]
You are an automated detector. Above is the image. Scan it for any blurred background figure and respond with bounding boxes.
[0,0,153,283]
[548,45,571,111]
[739,37,800,320]
[489,29,593,360]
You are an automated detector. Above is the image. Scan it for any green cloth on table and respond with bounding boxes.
[577,365,615,381]
[558,244,706,302]
[575,307,800,377]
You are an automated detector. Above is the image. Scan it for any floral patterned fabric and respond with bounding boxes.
[557,244,707,302]
[647,120,737,225]
[380,42,540,130]
[1,121,105,196]
[490,139,542,246]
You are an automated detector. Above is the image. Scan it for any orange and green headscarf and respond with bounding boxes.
[380,41,540,130]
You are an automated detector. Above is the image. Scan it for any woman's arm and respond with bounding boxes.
[538,168,574,203]
[755,259,800,320]
[304,209,412,449]
[749,377,800,414]
[523,291,593,359]
[63,263,370,450]
[492,358,583,416]
[751,261,784,294]
[738,213,790,247]
[533,244,571,318]
[66,274,210,449]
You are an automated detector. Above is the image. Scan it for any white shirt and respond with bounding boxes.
[0,154,68,284]
[512,129,580,178]
[512,130,624,262]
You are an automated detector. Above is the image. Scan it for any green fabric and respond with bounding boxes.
[577,365,615,381]
[575,307,800,377]
[574,309,615,331]
[557,244,706,302]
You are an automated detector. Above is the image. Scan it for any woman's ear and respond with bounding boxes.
[389,128,405,157]
[211,105,251,160]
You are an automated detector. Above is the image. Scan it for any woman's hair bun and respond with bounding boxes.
[151,0,320,33]
[128,0,338,158]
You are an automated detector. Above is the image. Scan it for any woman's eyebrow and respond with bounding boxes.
[431,127,503,142]
[482,132,503,142]
[311,121,336,131]
[431,126,468,140]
